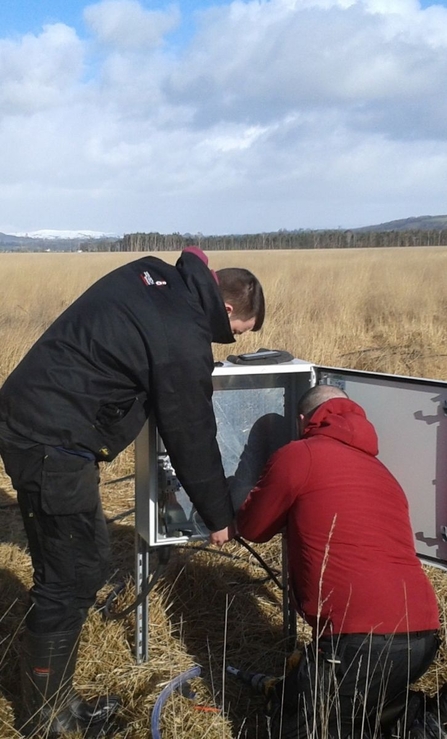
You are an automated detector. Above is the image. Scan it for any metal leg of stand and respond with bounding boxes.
[282,534,297,651]
[135,534,150,663]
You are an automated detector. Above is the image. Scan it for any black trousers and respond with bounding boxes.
[0,423,111,634]
[270,630,439,739]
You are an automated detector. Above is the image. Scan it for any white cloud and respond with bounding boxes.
[1,0,447,234]
[84,0,180,50]
[164,0,447,131]
[0,24,83,114]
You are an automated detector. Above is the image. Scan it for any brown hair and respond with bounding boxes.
[215,268,265,331]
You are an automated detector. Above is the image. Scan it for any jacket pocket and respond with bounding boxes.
[94,396,147,459]
[41,447,99,515]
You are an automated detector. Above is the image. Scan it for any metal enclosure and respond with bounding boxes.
[135,360,312,548]
[134,360,312,661]
[134,359,447,662]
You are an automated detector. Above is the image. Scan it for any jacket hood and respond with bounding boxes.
[176,250,235,345]
[303,397,378,456]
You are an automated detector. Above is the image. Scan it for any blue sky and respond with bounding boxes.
[1,0,225,40]
[2,0,446,32]
[1,0,447,235]
[2,2,83,36]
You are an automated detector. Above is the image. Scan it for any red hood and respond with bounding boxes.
[303,397,378,456]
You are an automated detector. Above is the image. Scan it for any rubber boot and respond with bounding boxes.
[18,628,121,737]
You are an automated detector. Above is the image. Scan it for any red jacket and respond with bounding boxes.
[237,398,439,636]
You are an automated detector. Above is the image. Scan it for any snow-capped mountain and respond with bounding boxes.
[12,229,119,240]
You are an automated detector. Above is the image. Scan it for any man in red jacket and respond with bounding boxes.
[237,385,440,739]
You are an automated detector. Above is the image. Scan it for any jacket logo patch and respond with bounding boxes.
[140,271,167,287]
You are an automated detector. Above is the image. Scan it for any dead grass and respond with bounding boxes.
[1,247,447,737]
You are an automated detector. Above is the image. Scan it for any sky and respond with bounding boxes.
[1,0,447,236]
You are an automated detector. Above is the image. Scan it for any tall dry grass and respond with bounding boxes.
[213,246,447,379]
[2,247,447,382]
[1,247,447,738]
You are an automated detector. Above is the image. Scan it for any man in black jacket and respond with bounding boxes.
[0,246,265,737]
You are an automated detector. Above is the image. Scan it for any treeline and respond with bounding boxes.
[82,229,447,252]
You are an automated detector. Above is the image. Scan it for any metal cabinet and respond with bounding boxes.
[134,359,447,661]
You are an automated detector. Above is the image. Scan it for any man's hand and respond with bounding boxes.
[209,523,235,546]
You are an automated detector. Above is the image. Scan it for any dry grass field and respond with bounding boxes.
[1,247,447,738]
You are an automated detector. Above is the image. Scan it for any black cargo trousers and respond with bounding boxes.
[269,630,439,739]
[0,421,111,634]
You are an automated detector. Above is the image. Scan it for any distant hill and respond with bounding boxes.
[0,230,119,252]
[355,215,447,232]
[0,232,25,245]
[11,229,118,240]
[2,217,447,253]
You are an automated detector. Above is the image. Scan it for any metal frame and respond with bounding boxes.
[135,535,150,663]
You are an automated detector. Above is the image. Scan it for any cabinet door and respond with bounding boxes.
[314,366,447,566]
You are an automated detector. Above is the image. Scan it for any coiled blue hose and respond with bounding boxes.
[151,665,202,738]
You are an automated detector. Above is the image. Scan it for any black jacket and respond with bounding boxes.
[0,251,235,530]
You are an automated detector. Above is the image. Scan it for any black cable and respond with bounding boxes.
[105,507,135,524]
[157,539,283,588]
[101,546,172,620]
[102,533,283,621]
[175,543,249,561]
[104,474,135,485]
[102,566,163,620]
[101,544,248,621]
[234,535,284,590]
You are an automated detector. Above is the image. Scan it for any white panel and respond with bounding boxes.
[317,369,447,563]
